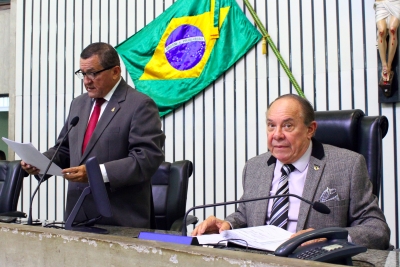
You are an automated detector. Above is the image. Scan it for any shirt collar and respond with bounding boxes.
[271,141,313,173]
[102,77,122,102]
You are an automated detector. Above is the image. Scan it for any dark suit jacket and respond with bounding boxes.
[225,138,390,249]
[44,78,165,228]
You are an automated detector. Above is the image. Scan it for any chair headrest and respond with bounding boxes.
[378,116,389,138]
[0,161,9,182]
[314,109,364,151]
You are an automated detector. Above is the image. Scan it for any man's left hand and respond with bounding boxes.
[62,165,88,183]
[290,228,327,246]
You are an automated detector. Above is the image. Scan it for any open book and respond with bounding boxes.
[196,225,292,251]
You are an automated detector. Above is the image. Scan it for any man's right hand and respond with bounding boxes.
[21,161,40,175]
[191,215,231,236]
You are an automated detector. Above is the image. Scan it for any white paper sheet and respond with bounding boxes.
[2,137,63,176]
[196,233,227,246]
[195,225,292,251]
[222,225,292,251]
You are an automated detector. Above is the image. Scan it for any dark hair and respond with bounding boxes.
[0,150,6,160]
[80,42,120,68]
[268,94,315,126]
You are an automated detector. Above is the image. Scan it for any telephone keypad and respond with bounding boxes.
[297,246,342,260]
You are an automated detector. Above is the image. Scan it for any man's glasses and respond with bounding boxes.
[74,66,115,80]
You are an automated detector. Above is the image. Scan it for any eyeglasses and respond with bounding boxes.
[74,66,115,80]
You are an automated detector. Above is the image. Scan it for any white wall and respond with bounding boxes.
[12,0,400,247]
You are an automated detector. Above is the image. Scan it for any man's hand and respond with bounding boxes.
[20,161,40,175]
[62,165,88,183]
[191,215,231,236]
[290,228,327,246]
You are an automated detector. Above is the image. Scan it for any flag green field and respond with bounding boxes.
[116,0,262,116]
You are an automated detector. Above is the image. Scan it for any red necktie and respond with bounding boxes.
[82,98,106,153]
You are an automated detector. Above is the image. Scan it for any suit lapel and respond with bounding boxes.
[296,139,326,231]
[80,80,127,163]
[253,156,275,225]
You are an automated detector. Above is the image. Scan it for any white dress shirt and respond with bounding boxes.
[266,141,312,233]
[86,77,121,183]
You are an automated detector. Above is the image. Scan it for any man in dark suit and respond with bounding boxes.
[192,94,390,250]
[21,42,165,228]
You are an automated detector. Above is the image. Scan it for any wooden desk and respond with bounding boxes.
[0,222,393,267]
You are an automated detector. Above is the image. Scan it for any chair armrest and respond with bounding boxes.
[170,215,199,232]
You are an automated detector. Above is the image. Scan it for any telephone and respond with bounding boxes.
[274,227,367,266]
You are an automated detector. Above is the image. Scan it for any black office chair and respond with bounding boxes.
[151,160,198,231]
[0,160,26,216]
[314,109,388,198]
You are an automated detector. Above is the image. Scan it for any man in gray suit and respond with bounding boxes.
[192,94,390,249]
[22,42,165,228]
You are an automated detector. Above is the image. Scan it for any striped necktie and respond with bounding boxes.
[269,164,295,229]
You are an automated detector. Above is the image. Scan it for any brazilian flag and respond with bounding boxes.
[115,0,262,117]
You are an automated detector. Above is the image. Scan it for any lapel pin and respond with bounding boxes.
[111,107,115,112]
[314,165,320,170]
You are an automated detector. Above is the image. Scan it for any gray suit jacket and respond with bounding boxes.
[225,138,390,249]
[44,78,165,228]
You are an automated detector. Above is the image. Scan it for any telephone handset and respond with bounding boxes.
[274,227,367,266]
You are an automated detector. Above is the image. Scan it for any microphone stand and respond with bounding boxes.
[181,194,330,236]
[27,143,65,225]
[27,117,79,225]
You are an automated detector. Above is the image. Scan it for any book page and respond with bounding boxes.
[196,233,227,246]
[221,225,292,251]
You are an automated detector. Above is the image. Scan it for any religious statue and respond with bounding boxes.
[375,0,400,94]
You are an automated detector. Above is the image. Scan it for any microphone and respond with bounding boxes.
[138,193,330,246]
[181,194,330,236]
[27,116,79,225]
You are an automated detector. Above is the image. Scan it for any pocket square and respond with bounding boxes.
[320,187,340,203]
